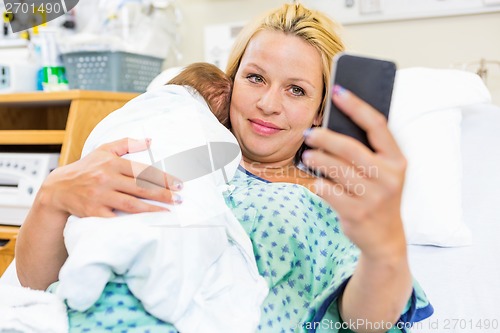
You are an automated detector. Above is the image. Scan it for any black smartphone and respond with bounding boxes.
[322,52,397,150]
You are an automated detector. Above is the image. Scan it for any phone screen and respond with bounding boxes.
[322,53,397,150]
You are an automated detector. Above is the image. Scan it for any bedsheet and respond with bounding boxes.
[408,103,500,333]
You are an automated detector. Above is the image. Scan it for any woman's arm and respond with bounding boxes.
[16,138,182,290]
[302,87,412,333]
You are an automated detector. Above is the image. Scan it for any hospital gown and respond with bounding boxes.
[62,166,433,333]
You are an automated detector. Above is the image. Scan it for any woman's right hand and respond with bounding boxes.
[302,88,411,330]
[16,138,183,290]
[41,138,183,218]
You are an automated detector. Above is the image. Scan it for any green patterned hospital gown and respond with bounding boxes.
[63,166,433,333]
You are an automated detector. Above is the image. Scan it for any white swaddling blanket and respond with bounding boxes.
[0,284,68,333]
[55,85,268,333]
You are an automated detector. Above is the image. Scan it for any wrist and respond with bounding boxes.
[360,216,408,264]
[34,182,71,224]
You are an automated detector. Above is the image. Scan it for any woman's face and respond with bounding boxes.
[230,29,324,165]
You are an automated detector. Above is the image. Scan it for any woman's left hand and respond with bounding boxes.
[301,86,407,260]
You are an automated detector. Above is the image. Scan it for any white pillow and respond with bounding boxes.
[389,68,491,247]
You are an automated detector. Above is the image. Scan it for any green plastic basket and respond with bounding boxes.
[62,51,163,92]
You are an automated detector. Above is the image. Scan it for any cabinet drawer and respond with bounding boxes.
[0,227,17,277]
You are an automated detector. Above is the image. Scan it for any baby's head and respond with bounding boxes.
[167,62,232,128]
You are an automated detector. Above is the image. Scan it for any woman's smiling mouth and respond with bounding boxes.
[249,118,283,135]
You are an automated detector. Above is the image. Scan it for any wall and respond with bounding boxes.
[175,0,500,105]
[174,0,281,64]
[342,12,500,105]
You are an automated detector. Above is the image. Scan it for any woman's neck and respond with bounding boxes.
[242,156,294,172]
[241,157,317,187]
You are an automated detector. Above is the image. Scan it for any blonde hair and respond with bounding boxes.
[226,2,344,118]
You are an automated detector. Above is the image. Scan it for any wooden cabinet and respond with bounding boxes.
[0,90,138,164]
[0,226,17,276]
[0,90,138,276]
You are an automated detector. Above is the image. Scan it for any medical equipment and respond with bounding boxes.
[0,59,39,93]
[0,153,59,226]
[0,42,38,93]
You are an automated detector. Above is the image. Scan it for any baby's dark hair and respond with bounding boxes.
[167,62,232,128]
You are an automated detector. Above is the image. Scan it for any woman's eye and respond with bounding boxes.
[290,86,305,96]
[247,74,264,84]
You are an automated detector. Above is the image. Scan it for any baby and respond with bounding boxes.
[55,63,268,333]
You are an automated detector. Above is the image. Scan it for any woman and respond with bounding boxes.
[16,3,432,332]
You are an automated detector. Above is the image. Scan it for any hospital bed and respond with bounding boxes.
[391,68,500,333]
[1,68,499,333]
[408,102,500,333]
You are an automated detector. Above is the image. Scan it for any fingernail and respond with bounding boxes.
[173,193,183,204]
[303,128,312,138]
[301,150,311,161]
[333,85,347,97]
[173,179,183,190]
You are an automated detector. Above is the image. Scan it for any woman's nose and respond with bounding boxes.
[256,86,283,114]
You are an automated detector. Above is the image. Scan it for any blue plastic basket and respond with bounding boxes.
[62,51,163,92]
